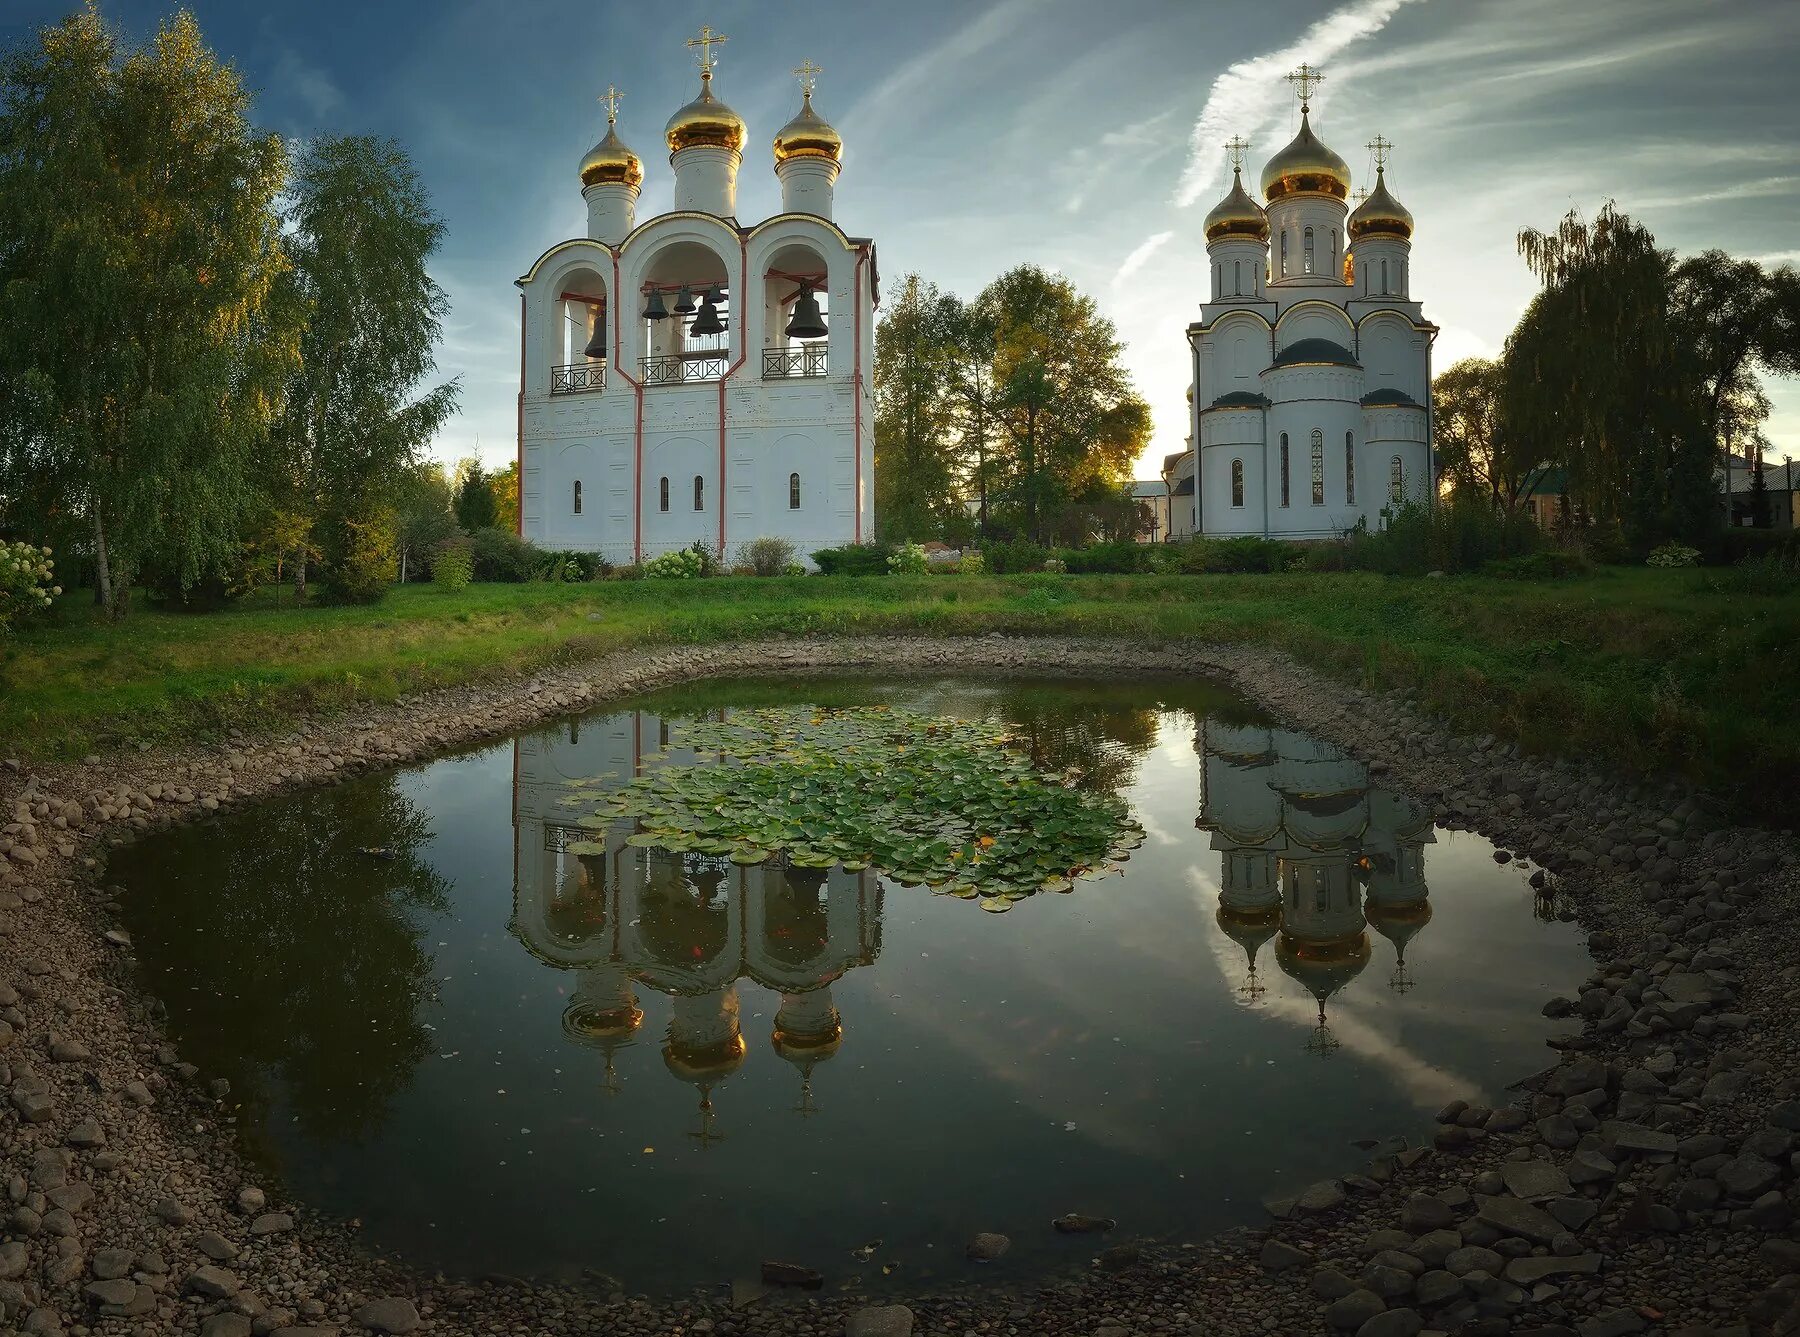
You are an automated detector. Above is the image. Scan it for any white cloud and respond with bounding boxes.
[270,48,346,122]
[1173,0,1428,208]
[1113,231,1175,290]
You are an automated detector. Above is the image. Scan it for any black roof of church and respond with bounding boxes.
[1359,387,1420,407]
[1271,338,1360,369]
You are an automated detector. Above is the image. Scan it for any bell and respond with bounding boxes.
[641,288,668,321]
[673,285,696,315]
[688,290,724,337]
[785,287,828,340]
[582,312,607,359]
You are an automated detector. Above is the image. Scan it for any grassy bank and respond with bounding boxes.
[4,571,1797,817]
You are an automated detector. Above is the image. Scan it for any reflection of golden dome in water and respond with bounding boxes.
[1274,930,1371,1001]
[1216,902,1281,960]
[772,1017,843,1064]
[564,997,644,1042]
[663,1032,748,1083]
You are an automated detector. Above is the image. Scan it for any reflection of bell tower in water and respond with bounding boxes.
[1196,718,1434,1052]
[510,709,881,1132]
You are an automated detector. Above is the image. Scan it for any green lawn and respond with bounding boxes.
[5,570,1797,819]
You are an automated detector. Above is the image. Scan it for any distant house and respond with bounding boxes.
[1130,480,1171,543]
[1515,456,1798,530]
[1162,451,1197,539]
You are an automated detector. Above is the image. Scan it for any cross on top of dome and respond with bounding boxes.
[686,24,728,79]
[1285,62,1325,110]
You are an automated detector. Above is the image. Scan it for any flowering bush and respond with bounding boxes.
[1043,557,1067,574]
[886,542,928,575]
[959,551,985,576]
[0,542,61,635]
[1647,542,1701,568]
[645,546,706,579]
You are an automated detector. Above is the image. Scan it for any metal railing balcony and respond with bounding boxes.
[642,351,728,386]
[550,362,605,395]
[762,345,828,380]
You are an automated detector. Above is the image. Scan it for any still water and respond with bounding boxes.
[112,676,1583,1293]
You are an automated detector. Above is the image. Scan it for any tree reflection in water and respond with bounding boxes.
[116,775,448,1162]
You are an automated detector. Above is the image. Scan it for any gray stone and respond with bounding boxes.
[0,1241,26,1279]
[1259,1238,1312,1272]
[352,1297,421,1335]
[197,1230,239,1261]
[1504,1254,1602,1284]
[1355,1311,1423,1337]
[1297,1179,1347,1213]
[90,1248,132,1280]
[151,1195,192,1225]
[1474,1194,1564,1244]
[1602,1120,1678,1154]
[1412,1229,1462,1268]
[1399,1192,1453,1233]
[1362,1263,1416,1299]
[251,1211,294,1235]
[1445,1246,1504,1277]
[1326,1288,1387,1330]
[1547,1197,1599,1231]
[186,1265,239,1298]
[63,1118,104,1149]
[236,1186,266,1214]
[845,1306,913,1337]
[1312,1267,1360,1300]
[1545,1056,1609,1097]
[1718,1152,1781,1198]
[1578,1310,1645,1337]
[1413,1269,1463,1306]
[1499,1160,1571,1201]
[965,1232,1009,1262]
[201,1316,254,1337]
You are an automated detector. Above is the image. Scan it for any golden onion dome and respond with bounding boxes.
[772,1018,844,1064]
[1348,168,1414,241]
[1204,168,1270,243]
[662,1031,748,1083]
[773,92,842,167]
[580,123,644,190]
[1261,109,1351,203]
[665,74,747,156]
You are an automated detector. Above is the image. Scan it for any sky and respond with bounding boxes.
[10,0,1800,477]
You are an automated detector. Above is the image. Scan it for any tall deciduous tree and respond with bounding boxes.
[0,5,296,616]
[273,135,459,598]
[1432,357,1537,510]
[872,274,961,540]
[973,265,1149,543]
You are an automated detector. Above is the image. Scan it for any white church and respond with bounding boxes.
[1170,66,1436,540]
[514,29,876,565]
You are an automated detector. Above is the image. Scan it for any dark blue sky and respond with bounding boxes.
[11,0,1798,472]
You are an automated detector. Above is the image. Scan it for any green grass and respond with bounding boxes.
[6,570,1798,820]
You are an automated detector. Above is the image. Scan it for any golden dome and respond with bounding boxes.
[580,123,643,190]
[772,1018,843,1063]
[1204,168,1270,243]
[1348,168,1413,241]
[1260,110,1350,203]
[665,74,746,156]
[662,1031,748,1082]
[773,92,842,166]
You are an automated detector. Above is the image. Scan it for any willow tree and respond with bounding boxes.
[974,266,1150,543]
[0,5,295,615]
[272,135,459,598]
[873,274,962,541]
[1432,357,1536,510]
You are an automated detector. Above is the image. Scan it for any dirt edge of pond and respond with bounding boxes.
[2,634,1797,1337]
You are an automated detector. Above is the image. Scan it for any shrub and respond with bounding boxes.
[1579,522,1631,566]
[1705,549,1800,595]
[1647,542,1701,568]
[1301,540,1350,572]
[783,562,807,577]
[535,549,608,582]
[1042,557,1067,574]
[1060,540,1150,574]
[887,542,929,575]
[612,563,644,581]
[812,542,892,576]
[319,510,397,605]
[958,551,985,576]
[1345,495,1539,575]
[431,542,474,591]
[1481,550,1591,580]
[466,526,539,582]
[982,539,1047,574]
[645,546,706,579]
[739,536,797,576]
[0,541,59,635]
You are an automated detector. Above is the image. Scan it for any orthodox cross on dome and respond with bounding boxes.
[1224,135,1251,174]
[793,59,823,100]
[1366,134,1393,172]
[597,83,623,126]
[1352,187,1371,204]
[686,24,728,79]
[1285,62,1325,111]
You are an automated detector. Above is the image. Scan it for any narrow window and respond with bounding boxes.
[1345,432,1356,504]
[1390,455,1404,503]
[659,476,669,512]
[788,472,801,509]
[1231,459,1244,508]
[1310,429,1324,505]
[1279,433,1290,507]
[573,480,582,514]
[693,474,704,511]
[1381,259,1390,294]
[1330,230,1338,278]
[1303,227,1316,275]
[1280,232,1289,277]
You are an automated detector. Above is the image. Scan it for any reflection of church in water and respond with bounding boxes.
[510,712,881,1138]
[1197,719,1435,1053]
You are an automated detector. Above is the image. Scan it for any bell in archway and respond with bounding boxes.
[642,288,668,321]
[673,285,697,315]
[689,287,725,337]
[785,287,827,340]
[582,311,607,359]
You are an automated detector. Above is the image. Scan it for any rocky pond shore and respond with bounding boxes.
[2,634,1797,1337]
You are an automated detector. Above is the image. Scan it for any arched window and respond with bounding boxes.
[1380,259,1390,295]
[1233,260,1242,295]
[1303,227,1316,275]
[1330,230,1339,278]
[1345,432,1356,505]
[1230,459,1245,508]
[572,480,582,515]
[1279,433,1291,507]
[1279,232,1289,277]
[1390,455,1404,503]
[658,476,669,512]
[693,474,705,511]
[788,472,801,509]
[1310,429,1325,505]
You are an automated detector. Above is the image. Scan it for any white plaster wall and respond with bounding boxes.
[1274,300,1355,354]
[1267,198,1348,283]
[1356,313,1428,406]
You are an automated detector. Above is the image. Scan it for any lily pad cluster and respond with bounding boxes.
[559,706,1142,910]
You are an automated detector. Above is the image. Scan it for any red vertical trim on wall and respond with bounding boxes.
[516,292,526,537]
[713,234,751,556]
[852,246,869,543]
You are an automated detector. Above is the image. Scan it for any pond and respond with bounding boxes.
[112,675,1585,1295]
